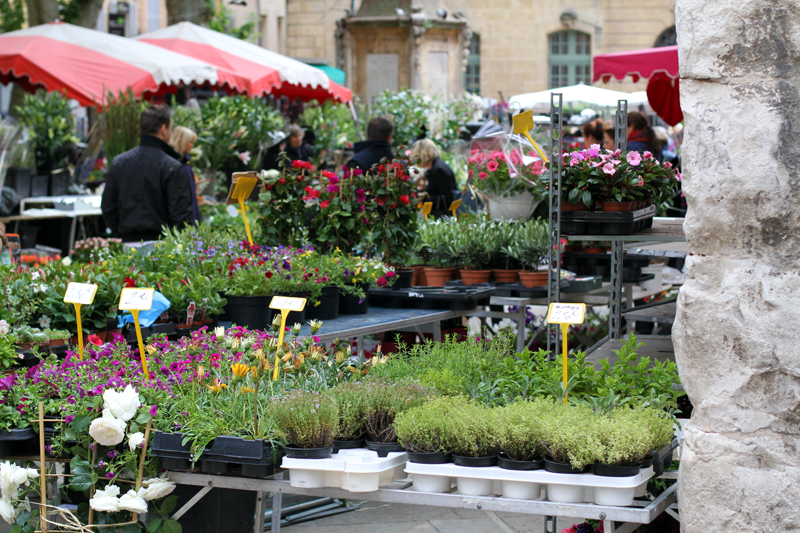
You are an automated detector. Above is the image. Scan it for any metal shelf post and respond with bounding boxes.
[547,93,563,357]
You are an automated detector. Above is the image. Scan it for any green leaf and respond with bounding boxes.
[160,495,178,515]
[69,461,94,491]
[146,518,163,533]
[162,519,182,533]
[71,414,93,432]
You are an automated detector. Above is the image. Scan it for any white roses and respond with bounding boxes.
[88,409,127,446]
[140,476,176,500]
[89,484,121,512]
[88,477,175,514]
[103,385,141,422]
[118,489,148,514]
[127,432,144,452]
[0,462,38,524]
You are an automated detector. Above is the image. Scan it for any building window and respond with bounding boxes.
[464,33,480,94]
[548,30,591,88]
[146,0,161,32]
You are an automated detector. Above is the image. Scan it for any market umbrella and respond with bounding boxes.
[0,22,231,107]
[508,83,634,112]
[137,22,352,103]
[592,45,682,126]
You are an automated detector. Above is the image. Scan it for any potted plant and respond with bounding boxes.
[496,400,547,470]
[273,390,339,459]
[15,90,77,175]
[539,403,601,474]
[488,220,521,283]
[363,380,430,457]
[508,220,550,288]
[327,382,368,451]
[394,396,462,464]
[459,220,494,285]
[446,400,499,467]
[419,220,455,286]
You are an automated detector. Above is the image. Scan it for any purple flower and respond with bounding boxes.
[107,450,118,459]
[98,460,104,468]
[65,415,74,424]
[282,260,291,271]
[0,375,15,391]
[105,472,115,479]
[66,395,76,404]
[150,405,157,417]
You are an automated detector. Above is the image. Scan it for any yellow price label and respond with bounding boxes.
[63,282,98,305]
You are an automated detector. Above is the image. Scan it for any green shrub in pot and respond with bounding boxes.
[362,380,431,443]
[447,399,499,458]
[539,402,602,469]
[394,396,464,453]
[328,382,369,441]
[496,399,551,461]
[272,390,339,448]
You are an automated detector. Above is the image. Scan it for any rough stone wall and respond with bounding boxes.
[673,1,800,531]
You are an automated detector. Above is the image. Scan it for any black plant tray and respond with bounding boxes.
[445,279,569,298]
[560,205,656,235]
[152,432,281,477]
[563,253,655,282]
[562,276,603,293]
[369,286,496,311]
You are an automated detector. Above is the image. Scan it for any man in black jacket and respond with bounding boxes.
[346,116,394,173]
[102,106,193,242]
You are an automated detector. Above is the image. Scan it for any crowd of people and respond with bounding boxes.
[581,110,682,164]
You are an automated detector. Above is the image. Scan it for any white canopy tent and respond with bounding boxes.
[508,83,643,113]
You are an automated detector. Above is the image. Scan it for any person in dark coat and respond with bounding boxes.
[346,116,394,173]
[411,139,457,218]
[102,105,193,242]
[626,111,663,161]
[169,125,201,225]
[285,124,316,165]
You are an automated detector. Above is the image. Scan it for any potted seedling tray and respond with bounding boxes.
[281,448,408,492]
[368,286,496,311]
[445,279,569,298]
[405,462,654,506]
[560,205,657,235]
[152,432,280,478]
[563,253,654,283]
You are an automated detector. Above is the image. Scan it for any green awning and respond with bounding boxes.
[311,64,346,85]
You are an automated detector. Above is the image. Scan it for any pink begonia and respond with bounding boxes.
[663,161,673,169]
[569,151,584,161]
[590,144,601,151]
[643,151,653,159]
[613,149,621,157]
[587,145,600,158]
[570,158,580,167]
[486,160,499,172]
[602,162,616,175]
[626,151,642,166]
[675,172,682,182]
[635,179,644,187]
[478,172,488,180]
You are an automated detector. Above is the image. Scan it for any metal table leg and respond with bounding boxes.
[67,215,78,255]
[544,515,557,533]
[609,241,624,339]
[433,320,441,343]
[254,491,268,533]
[271,473,283,532]
[516,306,526,353]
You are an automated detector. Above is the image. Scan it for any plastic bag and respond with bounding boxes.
[118,291,171,328]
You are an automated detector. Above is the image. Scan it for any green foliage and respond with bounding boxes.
[495,399,550,461]
[594,407,673,466]
[446,399,499,458]
[504,218,549,270]
[15,91,77,170]
[300,100,359,168]
[362,380,431,443]
[394,396,466,453]
[0,0,24,32]
[101,89,147,164]
[327,382,369,441]
[256,156,311,248]
[539,402,602,469]
[207,2,257,41]
[0,332,17,370]
[272,390,339,448]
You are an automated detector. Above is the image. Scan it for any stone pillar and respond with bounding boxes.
[409,5,426,91]
[673,1,800,531]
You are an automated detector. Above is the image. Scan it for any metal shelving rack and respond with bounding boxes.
[546,93,563,356]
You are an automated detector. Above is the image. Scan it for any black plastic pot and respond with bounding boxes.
[592,463,642,477]
[453,454,497,467]
[498,455,544,471]
[6,167,32,198]
[31,175,49,197]
[49,169,70,196]
[407,451,452,464]
[366,441,405,458]
[305,286,340,321]
[339,285,369,315]
[333,438,366,453]
[224,295,273,330]
[641,455,654,468]
[241,462,276,478]
[544,458,588,474]
[159,457,192,471]
[198,460,232,475]
[392,270,413,290]
[284,446,333,459]
[285,292,308,325]
[15,351,41,368]
[0,428,38,457]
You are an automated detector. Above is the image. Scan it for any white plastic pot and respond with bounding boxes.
[547,483,585,503]
[493,480,503,496]
[502,480,541,500]
[634,481,647,497]
[282,448,408,493]
[289,469,326,488]
[583,486,594,503]
[486,192,539,221]
[640,265,663,292]
[341,471,379,492]
[457,477,494,496]
[593,486,637,507]
[411,473,452,493]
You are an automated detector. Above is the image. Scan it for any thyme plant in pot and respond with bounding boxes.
[394,396,462,464]
[363,380,430,457]
[592,407,672,478]
[328,382,368,451]
[509,219,550,288]
[539,403,601,474]
[446,399,499,467]
[273,390,339,459]
[496,399,548,470]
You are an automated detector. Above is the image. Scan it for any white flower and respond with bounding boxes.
[38,315,51,329]
[0,320,8,335]
[62,257,72,266]
[11,468,27,488]
[89,485,120,513]
[214,326,225,338]
[25,469,38,480]
[237,151,251,165]
[127,432,144,452]
[30,271,40,281]
[0,497,15,524]
[118,489,148,514]
[140,476,176,501]
[89,409,126,446]
[103,385,141,421]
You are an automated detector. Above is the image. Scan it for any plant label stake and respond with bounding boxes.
[226,173,259,246]
[186,301,196,326]
[119,287,155,380]
[448,199,462,219]
[546,302,586,402]
[421,202,433,220]
[269,296,306,380]
[512,110,549,163]
[63,282,98,360]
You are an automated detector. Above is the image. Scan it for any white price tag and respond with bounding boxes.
[269,296,306,312]
[119,287,155,311]
[63,282,98,305]
[546,303,586,325]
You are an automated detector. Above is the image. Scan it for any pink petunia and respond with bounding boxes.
[569,159,580,167]
[663,161,673,169]
[478,172,488,180]
[602,162,616,175]
[486,160,499,172]
[626,152,642,166]
[643,151,653,159]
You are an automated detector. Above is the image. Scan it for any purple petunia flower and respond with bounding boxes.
[150,405,157,417]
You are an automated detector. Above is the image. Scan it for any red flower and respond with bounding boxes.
[323,170,336,179]
[88,334,103,346]
[376,277,388,287]
[378,165,386,173]
[320,200,330,209]
[385,271,396,278]
[123,277,136,288]
[390,203,397,209]
[377,198,385,206]
[292,160,303,169]
[399,195,410,205]
[278,178,286,185]
[266,271,273,279]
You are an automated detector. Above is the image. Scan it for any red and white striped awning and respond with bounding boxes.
[137,22,352,103]
[0,22,232,107]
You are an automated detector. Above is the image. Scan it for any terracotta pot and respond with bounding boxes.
[492,269,521,283]
[423,268,455,287]
[48,338,66,347]
[15,343,33,351]
[460,269,491,285]
[519,271,549,288]
[600,201,635,212]
[409,265,428,286]
[564,245,583,252]
[560,201,589,211]
[584,247,604,254]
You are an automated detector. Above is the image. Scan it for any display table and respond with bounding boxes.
[166,470,677,533]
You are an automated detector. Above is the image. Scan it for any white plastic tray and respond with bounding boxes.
[404,462,654,506]
[281,448,407,492]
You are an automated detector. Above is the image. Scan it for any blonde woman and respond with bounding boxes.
[410,138,457,218]
[169,126,201,224]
